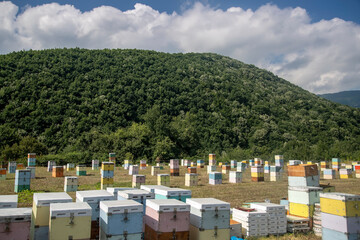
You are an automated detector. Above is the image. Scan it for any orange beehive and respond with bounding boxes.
[287,164,318,177]
[187,167,197,174]
[52,166,64,177]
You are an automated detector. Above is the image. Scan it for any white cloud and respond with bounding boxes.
[0,1,359,93]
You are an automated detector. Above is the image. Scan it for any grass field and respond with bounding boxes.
[1,164,359,239]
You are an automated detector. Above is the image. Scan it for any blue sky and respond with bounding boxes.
[1,0,360,93]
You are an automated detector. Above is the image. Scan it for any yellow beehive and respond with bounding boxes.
[320,192,360,217]
[157,174,170,186]
[289,202,314,218]
[340,174,352,179]
[345,164,352,169]
[264,161,269,166]
[250,172,264,178]
[49,202,92,240]
[101,178,114,185]
[307,161,313,165]
[101,162,114,171]
[189,224,230,240]
[218,162,223,167]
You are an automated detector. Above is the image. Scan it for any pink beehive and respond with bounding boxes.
[0,208,31,240]
[144,199,190,233]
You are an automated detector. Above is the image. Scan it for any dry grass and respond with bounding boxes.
[1,165,359,239]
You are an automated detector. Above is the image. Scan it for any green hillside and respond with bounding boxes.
[320,90,360,108]
[1,48,360,163]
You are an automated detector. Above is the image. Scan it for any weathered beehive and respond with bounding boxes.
[15,169,31,193]
[92,159,99,170]
[0,207,32,240]
[27,153,36,167]
[132,174,146,188]
[64,176,78,192]
[209,172,222,185]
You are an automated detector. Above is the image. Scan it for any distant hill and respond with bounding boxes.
[1,48,360,163]
[320,91,360,108]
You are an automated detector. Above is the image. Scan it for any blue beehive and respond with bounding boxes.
[14,169,31,193]
[100,200,143,236]
[101,170,114,178]
[117,189,154,214]
[209,172,222,180]
[154,188,192,202]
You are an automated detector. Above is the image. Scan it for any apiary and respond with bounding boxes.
[209,172,222,185]
[0,207,31,240]
[49,202,92,240]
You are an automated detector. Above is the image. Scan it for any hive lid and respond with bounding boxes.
[154,188,191,196]
[76,190,115,203]
[140,185,170,192]
[106,187,135,194]
[0,208,31,222]
[117,189,154,199]
[34,192,72,206]
[146,199,190,212]
[249,202,285,212]
[0,195,18,204]
[288,186,323,192]
[319,192,360,201]
[100,200,143,214]
[186,198,230,210]
[50,202,92,217]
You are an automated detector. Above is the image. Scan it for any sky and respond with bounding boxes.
[1,1,360,94]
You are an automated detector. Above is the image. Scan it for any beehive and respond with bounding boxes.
[320,192,360,217]
[16,163,25,170]
[52,166,64,178]
[0,195,18,208]
[339,169,352,179]
[288,186,323,205]
[250,203,287,235]
[0,207,31,240]
[106,187,134,199]
[47,161,56,172]
[31,192,72,240]
[288,175,320,187]
[132,174,145,188]
[185,173,198,186]
[101,162,114,189]
[0,168,6,181]
[275,155,284,168]
[157,174,170,186]
[207,165,216,174]
[232,208,268,237]
[150,166,160,176]
[188,167,197,174]
[196,160,205,168]
[109,153,116,166]
[64,176,78,192]
[8,161,16,173]
[170,159,180,176]
[118,189,155,214]
[254,158,262,166]
[49,202,92,240]
[289,202,314,218]
[27,153,36,167]
[140,159,147,170]
[264,165,270,173]
[76,165,86,176]
[270,166,282,182]
[129,165,139,175]
[144,199,190,240]
[140,185,170,193]
[123,160,130,170]
[209,172,222,185]
[154,188,192,202]
[230,219,242,238]
[320,161,329,170]
[208,154,216,166]
[230,160,237,169]
[229,171,242,183]
[92,159,99,170]
[26,167,36,179]
[221,165,230,174]
[355,165,360,178]
[251,166,264,182]
[15,169,31,193]
[332,158,340,171]
[100,200,143,238]
[66,163,75,171]
[323,169,336,179]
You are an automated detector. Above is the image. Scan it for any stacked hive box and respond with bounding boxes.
[222,165,230,174]
[251,166,264,182]
[118,189,155,214]
[109,153,116,166]
[187,198,230,240]
[352,161,360,170]
[320,161,329,170]
[47,161,56,172]
[49,202,92,240]
[132,174,146,188]
[144,199,190,240]
[345,164,352,170]
[320,192,360,240]
[341,163,346,168]
[106,187,134,199]
[250,203,287,235]
[92,159,99,170]
[8,161,16,173]
[264,165,270,174]
[275,155,284,169]
[289,160,303,166]
[76,190,115,239]
[129,165,139,175]
[230,219,242,238]
[270,166,282,182]
[170,159,180,176]
[313,203,322,237]
[307,161,313,165]
[229,171,242,183]
[0,168,6,180]
[191,162,196,167]
[209,172,222,185]
[154,188,191,202]
[140,160,147,170]
[288,164,319,221]
[183,159,191,167]
[100,200,143,239]
[28,153,36,167]
[26,167,36,179]
[31,192,72,239]
[254,158,262,166]
[249,159,255,167]
[339,169,352,179]
[140,185,170,194]
[323,169,335,179]
[52,166,64,178]
[64,176,78,192]
[0,207,32,240]
[76,165,87,176]
[209,154,216,166]
[355,165,360,178]
[124,160,130,170]
[197,160,205,168]
[232,207,268,237]
[66,163,75,171]
[17,163,25,170]
[157,174,170,186]
[231,160,237,169]
[237,162,246,172]
[15,169,31,193]
[151,166,161,176]
[188,167,197,174]
[0,195,17,208]
[332,158,340,171]
[185,173,198,186]
[207,165,216,174]
[101,162,114,190]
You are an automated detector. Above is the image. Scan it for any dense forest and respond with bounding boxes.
[1,48,360,164]
[320,90,360,108]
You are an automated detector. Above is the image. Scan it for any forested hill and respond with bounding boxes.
[320,90,360,108]
[1,48,360,163]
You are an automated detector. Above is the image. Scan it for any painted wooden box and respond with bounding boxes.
[106,187,134,199]
[322,227,360,240]
[288,175,319,187]
[140,185,170,194]
[154,188,191,202]
[144,224,189,240]
[321,212,360,234]
[207,165,216,174]
[0,195,17,208]
[320,192,360,217]
[189,224,230,240]
[117,189,154,213]
[100,229,142,240]
[0,207,31,240]
[288,186,323,205]
[289,202,314,218]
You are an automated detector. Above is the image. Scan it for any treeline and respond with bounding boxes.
[1,48,360,164]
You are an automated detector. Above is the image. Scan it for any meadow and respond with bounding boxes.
[1,164,359,240]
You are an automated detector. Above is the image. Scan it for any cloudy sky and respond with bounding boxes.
[1,0,360,94]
